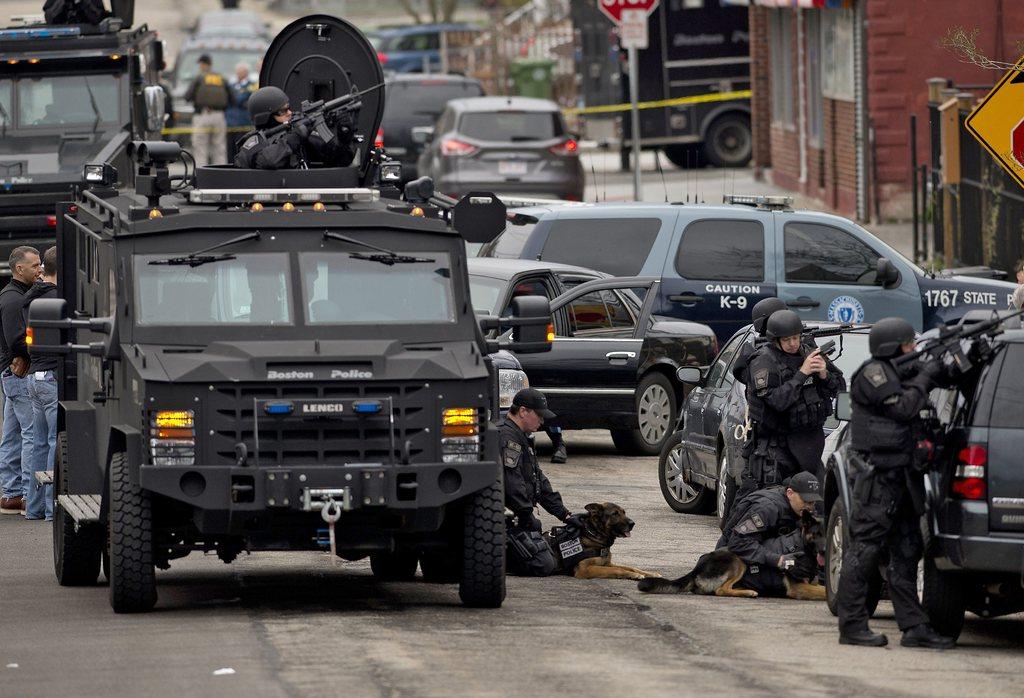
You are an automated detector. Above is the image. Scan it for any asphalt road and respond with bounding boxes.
[2,430,1022,697]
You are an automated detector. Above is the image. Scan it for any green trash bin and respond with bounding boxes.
[510,58,555,100]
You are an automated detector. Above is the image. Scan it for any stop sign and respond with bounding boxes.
[598,0,660,25]
[1014,117,1024,170]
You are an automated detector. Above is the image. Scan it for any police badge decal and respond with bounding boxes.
[827,295,865,324]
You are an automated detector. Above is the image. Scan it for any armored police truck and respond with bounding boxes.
[0,0,164,280]
[30,15,552,613]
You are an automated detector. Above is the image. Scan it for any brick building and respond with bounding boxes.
[742,0,1024,221]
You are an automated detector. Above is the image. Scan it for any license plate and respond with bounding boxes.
[499,161,528,176]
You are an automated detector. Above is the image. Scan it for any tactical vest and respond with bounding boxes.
[193,73,229,110]
[850,360,913,466]
[543,523,606,575]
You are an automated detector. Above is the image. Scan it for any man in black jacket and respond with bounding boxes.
[501,388,574,575]
[24,246,59,520]
[0,246,40,514]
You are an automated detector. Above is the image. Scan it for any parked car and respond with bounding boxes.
[168,34,268,122]
[468,259,715,455]
[372,23,479,74]
[661,323,871,520]
[480,197,1017,346]
[381,74,484,181]
[823,322,1024,639]
[192,9,271,40]
[415,96,585,202]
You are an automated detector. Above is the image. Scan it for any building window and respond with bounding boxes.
[770,11,795,127]
[806,11,823,146]
[821,9,855,102]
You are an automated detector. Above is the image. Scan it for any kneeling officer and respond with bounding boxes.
[234,86,356,170]
[501,388,574,576]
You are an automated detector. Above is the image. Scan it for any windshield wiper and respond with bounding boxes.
[323,231,435,265]
[0,99,8,139]
[148,231,260,267]
[83,76,101,134]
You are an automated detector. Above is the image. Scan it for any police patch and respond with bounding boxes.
[503,439,522,468]
[754,369,769,390]
[735,517,760,534]
[558,537,584,558]
[751,513,765,528]
[242,136,259,151]
[864,362,887,388]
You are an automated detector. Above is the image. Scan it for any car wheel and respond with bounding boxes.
[612,373,677,456]
[459,480,506,608]
[825,499,880,617]
[922,554,967,640]
[703,114,752,168]
[716,449,734,525]
[657,432,712,514]
[108,451,157,613]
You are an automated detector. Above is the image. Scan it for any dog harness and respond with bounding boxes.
[544,522,608,575]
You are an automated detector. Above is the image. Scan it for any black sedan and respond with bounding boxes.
[660,323,871,519]
[468,258,716,455]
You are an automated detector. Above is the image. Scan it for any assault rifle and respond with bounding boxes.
[263,82,385,144]
[893,306,1024,374]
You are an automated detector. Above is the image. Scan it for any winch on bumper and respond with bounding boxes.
[138,460,500,514]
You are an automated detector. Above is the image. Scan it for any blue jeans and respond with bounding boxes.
[26,371,56,520]
[0,369,35,500]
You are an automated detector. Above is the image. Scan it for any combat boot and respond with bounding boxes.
[900,624,955,650]
[550,443,567,464]
[839,629,888,647]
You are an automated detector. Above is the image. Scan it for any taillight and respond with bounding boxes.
[375,127,384,149]
[952,444,987,500]
[46,214,56,227]
[377,51,388,64]
[441,138,478,157]
[549,138,578,156]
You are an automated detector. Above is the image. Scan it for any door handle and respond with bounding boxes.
[787,297,821,309]
[668,294,704,304]
[606,351,637,362]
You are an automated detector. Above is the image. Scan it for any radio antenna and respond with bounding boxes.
[655,150,668,203]
[590,155,599,203]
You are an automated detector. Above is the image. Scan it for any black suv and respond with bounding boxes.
[823,324,1024,638]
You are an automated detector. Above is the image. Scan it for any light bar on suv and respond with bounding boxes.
[0,26,81,40]
[723,194,793,210]
[188,188,379,205]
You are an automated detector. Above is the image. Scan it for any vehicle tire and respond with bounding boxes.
[657,432,713,514]
[108,452,157,613]
[703,114,752,168]
[825,499,880,617]
[419,549,460,584]
[459,481,506,608]
[663,143,703,169]
[370,550,419,581]
[922,555,967,640]
[611,373,677,456]
[53,431,102,586]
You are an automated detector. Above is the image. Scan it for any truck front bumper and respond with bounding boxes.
[139,461,500,514]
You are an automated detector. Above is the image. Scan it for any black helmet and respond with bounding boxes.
[751,297,787,334]
[249,86,290,129]
[765,309,804,340]
[869,317,915,358]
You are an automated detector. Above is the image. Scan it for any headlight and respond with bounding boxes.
[498,369,529,409]
[441,407,482,463]
[150,409,195,465]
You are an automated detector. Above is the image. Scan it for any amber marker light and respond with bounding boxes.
[250,202,264,212]
[312,202,326,212]
[148,209,162,219]
[281,202,296,212]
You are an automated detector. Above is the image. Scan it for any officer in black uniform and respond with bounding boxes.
[837,318,955,649]
[714,472,823,596]
[739,310,845,499]
[234,86,356,170]
[501,388,574,576]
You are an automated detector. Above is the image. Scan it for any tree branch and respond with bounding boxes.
[397,0,424,24]
[940,26,1019,71]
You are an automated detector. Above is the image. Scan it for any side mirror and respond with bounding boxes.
[875,257,900,288]
[411,126,435,145]
[28,298,114,357]
[676,366,703,384]
[509,295,552,353]
[834,391,852,422]
[143,85,167,134]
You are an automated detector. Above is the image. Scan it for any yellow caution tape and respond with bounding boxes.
[161,125,252,135]
[563,90,752,116]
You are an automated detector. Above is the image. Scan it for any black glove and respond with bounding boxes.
[292,120,310,140]
[284,130,304,152]
[564,513,588,529]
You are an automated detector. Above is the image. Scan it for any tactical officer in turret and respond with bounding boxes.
[234,86,356,170]
[739,310,844,500]
[501,388,574,576]
[837,318,955,650]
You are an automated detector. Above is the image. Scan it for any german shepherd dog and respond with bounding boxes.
[545,502,662,580]
[636,511,826,599]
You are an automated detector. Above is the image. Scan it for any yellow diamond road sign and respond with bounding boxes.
[966,55,1024,190]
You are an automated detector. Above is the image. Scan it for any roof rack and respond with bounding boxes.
[723,194,793,211]
[187,188,379,205]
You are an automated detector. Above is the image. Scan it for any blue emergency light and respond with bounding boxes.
[353,401,383,414]
[0,26,81,40]
[264,401,294,416]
